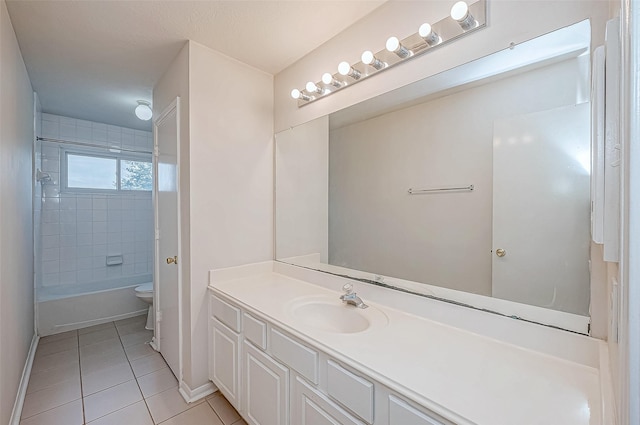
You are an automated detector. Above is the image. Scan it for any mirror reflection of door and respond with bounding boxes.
[154,99,181,379]
[492,103,591,315]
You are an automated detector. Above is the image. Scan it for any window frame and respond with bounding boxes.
[61,148,152,193]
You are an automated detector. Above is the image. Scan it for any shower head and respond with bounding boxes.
[36,169,52,183]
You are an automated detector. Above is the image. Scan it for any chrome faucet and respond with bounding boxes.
[339,283,368,309]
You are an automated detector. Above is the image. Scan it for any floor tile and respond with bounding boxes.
[80,338,124,358]
[78,322,115,335]
[120,329,153,347]
[31,348,79,374]
[86,400,153,425]
[137,367,178,398]
[116,320,147,336]
[124,341,156,362]
[79,327,119,346]
[27,361,80,394]
[19,399,83,425]
[82,361,135,395]
[207,392,241,425]
[130,352,167,377]
[39,330,77,345]
[83,379,143,422]
[159,402,223,425]
[21,377,81,419]
[35,337,78,358]
[81,349,128,374]
[146,387,203,424]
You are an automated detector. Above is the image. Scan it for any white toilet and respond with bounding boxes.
[135,282,154,330]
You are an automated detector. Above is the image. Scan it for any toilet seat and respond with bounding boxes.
[135,282,153,294]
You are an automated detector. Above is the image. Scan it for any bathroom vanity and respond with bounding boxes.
[208,261,614,425]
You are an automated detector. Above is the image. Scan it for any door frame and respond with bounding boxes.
[152,97,183,384]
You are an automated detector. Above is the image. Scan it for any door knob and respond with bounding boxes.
[166,256,178,265]
[495,249,506,257]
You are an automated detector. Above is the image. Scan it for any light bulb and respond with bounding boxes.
[451,1,477,30]
[386,36,410,58]
[338,61,361,80]
[135,100,152,121]
[306,81,322,94]
[322,72,342,88]
[419,23,440,46]
[290,89,311,101]
[361,51,385,70]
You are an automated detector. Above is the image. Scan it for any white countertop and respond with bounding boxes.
[209,269,604,425]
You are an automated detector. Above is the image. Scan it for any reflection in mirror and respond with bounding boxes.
[275,20,593,329]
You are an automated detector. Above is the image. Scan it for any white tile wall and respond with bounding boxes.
[37,114,154,294]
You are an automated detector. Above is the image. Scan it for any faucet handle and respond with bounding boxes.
[342,283,354,294]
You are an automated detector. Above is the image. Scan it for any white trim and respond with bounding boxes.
[178,380,217,403]
[9,334,39,425]
[44,310,147,335]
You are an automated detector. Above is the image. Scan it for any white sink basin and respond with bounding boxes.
[287,295,388,334]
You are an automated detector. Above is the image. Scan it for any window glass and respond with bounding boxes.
[121,160,153,191]
[67,154,117,189]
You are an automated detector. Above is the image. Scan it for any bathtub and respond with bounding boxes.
[37,274,152,336]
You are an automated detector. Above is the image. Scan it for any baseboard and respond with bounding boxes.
[9,334,39,425]
[178,380,217,403]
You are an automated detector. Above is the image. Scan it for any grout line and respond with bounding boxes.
[75,329,87,425]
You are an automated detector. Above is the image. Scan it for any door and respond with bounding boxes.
[154,98,181,379]
[492,103,590,315]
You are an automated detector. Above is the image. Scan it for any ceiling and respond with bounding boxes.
[5,0,385,131]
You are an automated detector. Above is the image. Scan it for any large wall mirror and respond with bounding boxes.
[275,20,593,333]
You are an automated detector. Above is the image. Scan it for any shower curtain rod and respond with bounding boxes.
[37,136,153,155]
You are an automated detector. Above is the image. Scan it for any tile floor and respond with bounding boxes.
[21,315,247,425]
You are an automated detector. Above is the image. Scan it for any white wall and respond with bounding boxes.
[275,115,328,261]
[274,0,609,132]
[36,113,153,300]
[153,41,273,392]
[328,57,590,310]
[0,0,34,423]
[188,41,273,390]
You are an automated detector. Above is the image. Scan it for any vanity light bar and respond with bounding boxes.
[290,0,487,107]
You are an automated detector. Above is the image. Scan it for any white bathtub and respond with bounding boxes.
[37,274,152,336]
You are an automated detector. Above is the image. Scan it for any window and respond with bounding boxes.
[64,151,152,191]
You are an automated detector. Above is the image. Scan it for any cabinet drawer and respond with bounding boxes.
[270,328,318,384]
[210,294,241,332]
[389,395,445,425]
[243,312,267,350]
[327,360,374,424]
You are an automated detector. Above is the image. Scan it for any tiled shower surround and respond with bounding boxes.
[37,114,154,297]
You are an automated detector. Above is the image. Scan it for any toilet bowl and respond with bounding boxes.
[135,282,154,330]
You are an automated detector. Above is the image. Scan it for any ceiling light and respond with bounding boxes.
[135,100,152,121]
[386,37,411,58]
[450,1,477,31]
[338,61,362,80]
[419,23,441,46]
[361,51,385,70]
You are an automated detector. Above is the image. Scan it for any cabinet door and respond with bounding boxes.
[244,341,289,425]
[211,318,241,409]
[294,376,365,425]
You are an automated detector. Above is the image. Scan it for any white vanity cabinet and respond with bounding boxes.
[209,290,452,425]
